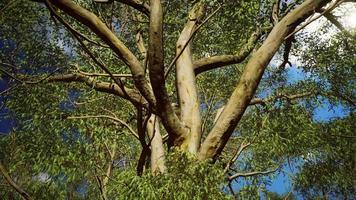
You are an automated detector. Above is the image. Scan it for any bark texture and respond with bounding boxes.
[147,115,166,174]
[175,2,205,154]
[198,0,331,160]
[148,0,188,145]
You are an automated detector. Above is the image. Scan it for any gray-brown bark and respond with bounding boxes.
[198,0,331,161]
[147,0,188,146]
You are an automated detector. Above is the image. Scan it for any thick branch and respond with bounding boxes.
[48,0,156,107]
[148,0,187,144]
[116,0,150,16]
[174,1,206,153]
[198,0,331,161]
[0,163,33,200]
[146,115,166,174]
[193,29,262,75]
[165,5,221,78]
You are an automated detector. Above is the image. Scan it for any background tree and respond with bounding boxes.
[0,0,355,199]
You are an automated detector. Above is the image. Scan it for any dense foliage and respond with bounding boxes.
[0,0,355,199]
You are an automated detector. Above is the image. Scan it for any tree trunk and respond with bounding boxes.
[175,2,205,154]
[198,0,331,161]
[147,115,166,174]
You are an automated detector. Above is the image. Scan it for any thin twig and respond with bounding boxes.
[228,165,280,180]
[224,140,251,173]
[67,115,139,139]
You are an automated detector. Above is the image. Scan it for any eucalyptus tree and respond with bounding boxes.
[0,0,355,199]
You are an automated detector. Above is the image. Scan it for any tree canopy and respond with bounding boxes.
[0,0,355,199]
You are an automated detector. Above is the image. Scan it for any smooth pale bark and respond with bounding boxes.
[175,2,205,154]
[49,0,156,107]
[146,115,166,174]
[198,0,331,160]
[148,0,188,145]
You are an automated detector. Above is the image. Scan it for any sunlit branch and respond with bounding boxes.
[47,0,156,107]
[165,5,222,78]
[285,0,344,40]
[193,28,262,75]
[224,140,251,173]
[228,165,279,180]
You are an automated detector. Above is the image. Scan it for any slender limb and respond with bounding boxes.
[0,163,33,200]
[116,0,150,17]
[223,141,251,173]
[249,92,313,105]
[319,8,355,39]
[78,71,132,78]
[228,165,280,180]
[45,1,125,89]
[0,67,61,84]
[67,115,139,139]
[48,73,149,109]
